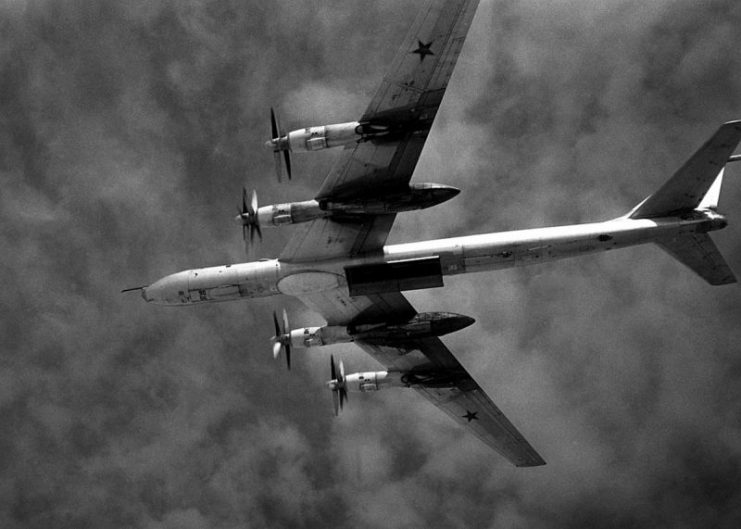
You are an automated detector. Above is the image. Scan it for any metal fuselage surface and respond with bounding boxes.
[143,210,726,306]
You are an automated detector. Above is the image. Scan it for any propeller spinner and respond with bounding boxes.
[271,309,292,370]
[328,354,348,416]
[267,107,292,182]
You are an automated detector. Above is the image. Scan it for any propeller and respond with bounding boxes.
[235,188,262,250]
[270,107,292,182]
[328,354,348,416]
[271,309,292,370]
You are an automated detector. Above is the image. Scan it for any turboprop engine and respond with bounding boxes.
[235,184,460,247]
[267,121,387,153]
[271,311,475,369]
[265,107,391,181]
[326,355,405,415]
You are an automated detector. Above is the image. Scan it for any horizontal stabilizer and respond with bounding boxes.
[631,120,741,219]
[655,233,737,286]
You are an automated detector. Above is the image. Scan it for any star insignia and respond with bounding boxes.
[463,410,478,422]
[411,40,434,61]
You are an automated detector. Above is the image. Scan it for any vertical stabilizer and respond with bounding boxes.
[698,167,724,210]
[630,120,741,219]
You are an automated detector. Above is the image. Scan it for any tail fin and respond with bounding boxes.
[630,120,741,219]
[655,233,736,285]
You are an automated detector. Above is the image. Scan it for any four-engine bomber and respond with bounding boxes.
[127,0,741,466]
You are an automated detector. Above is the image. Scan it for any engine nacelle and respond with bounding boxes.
[242,183,460,231]
[287,122,361,152]
[255,200,328,227]
[282,121,391,152]
[288,325,354,348]
[285,312,475,350]
[344,371,404,392]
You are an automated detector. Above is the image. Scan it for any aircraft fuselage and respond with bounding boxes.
[142,210,727,306]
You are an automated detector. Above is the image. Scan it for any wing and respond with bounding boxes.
[280,0,480,263]
[279,0,544,466]
[295,287,546,467]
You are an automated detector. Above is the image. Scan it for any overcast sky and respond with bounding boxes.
[3,0,741,527]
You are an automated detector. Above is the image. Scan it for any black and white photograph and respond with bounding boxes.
[3,0,741,527]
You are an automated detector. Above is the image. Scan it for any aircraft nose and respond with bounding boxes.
[142,271,190,305]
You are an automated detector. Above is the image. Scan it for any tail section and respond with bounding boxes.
[630,120,741,219]
[628,120,741,285]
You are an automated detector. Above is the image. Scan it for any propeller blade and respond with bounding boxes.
[271,310,291,369]
[339,359,346,409]
[251,189,262,240]
[273,151,283,183]
[254,220,262,241]
[270,107,279,139]
[269,107,290,182]
[283,149,292,180]
[238,187,262,248]
[238,188,250,246]
[282,309,289,335]
[332,389,340,416]
[329,355,347,415]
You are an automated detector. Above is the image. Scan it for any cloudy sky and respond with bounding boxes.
[3,0,741,527]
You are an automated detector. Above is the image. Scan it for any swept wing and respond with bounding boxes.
[281,0,545,466]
